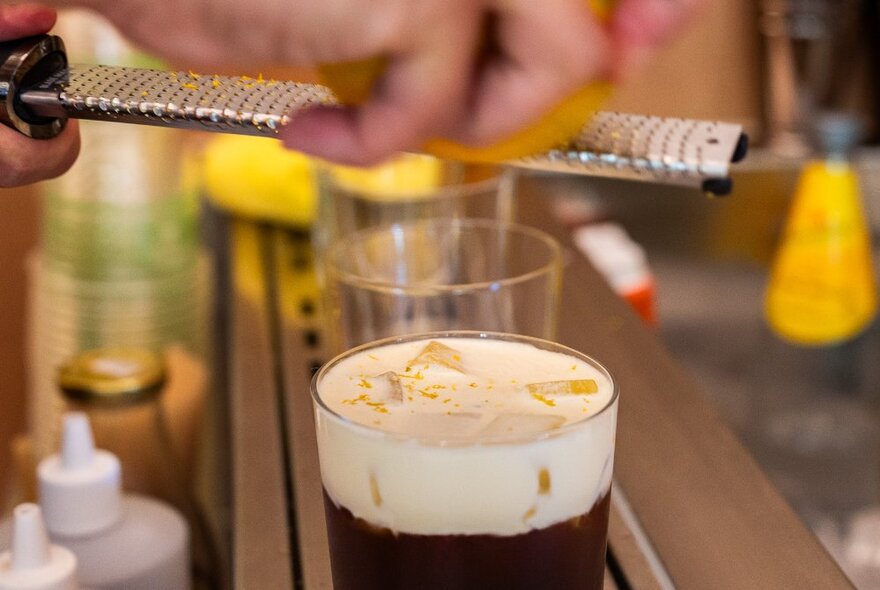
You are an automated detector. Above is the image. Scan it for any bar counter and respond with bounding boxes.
[215,174,854,589]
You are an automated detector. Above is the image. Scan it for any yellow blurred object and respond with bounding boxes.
[587,0,614,19]
[423,83,612,163]
[328,153,447,200]
[317,1,613,162]
[765,160,878,345]
[229,220,322,327]
[202,135,318,227]
[318,57,388,105]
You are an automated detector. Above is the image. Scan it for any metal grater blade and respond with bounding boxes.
[4,35,747,195]
[21,64,337,135]
[518,112,746,194]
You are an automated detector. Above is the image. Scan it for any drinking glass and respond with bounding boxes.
[322,218,562,353]
[312,155,517,278]
[311,331,618,590]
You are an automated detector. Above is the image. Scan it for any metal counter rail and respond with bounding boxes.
[222,176,853,589]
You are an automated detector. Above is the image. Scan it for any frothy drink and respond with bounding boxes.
[312,333,618,590]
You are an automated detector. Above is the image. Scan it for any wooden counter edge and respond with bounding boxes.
[519,182,853,590]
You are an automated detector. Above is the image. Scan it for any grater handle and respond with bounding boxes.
[0,35,68,138]
[2,34,748,195]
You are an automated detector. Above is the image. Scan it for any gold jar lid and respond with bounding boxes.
[57,347,166,406]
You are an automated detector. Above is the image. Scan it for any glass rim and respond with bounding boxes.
[310,330,619,447]
[324,218,562,295]
[320,161,510,203]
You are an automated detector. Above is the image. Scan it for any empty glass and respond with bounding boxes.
[322,218,562,353]
[312,156,517,281]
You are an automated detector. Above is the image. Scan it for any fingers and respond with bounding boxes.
[0,4,80,187]
[282,8,479,165]
[443,0,610,146]
[0,121,80,188]
[611,0,703,77]
[0,4,56,38]
[282,55,465,165]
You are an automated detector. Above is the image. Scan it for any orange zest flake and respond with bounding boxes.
[442,398,452,404]
[257,73,265,83]
[527,379,598,396]
[397,371,424,380]
[570,364,577,371]
[240,75,251,81]
[469,382,478,388]
[211,79,221,89]
[367,354,379,361]
[538,469,551,495]
[430,384,445,390]
[141,91,148,97]
[419,389,439,400]
[367,403,389,414]
[342,393,370,405]
[181,82,199,90]
[188,70,200,79]
[369,474,382,507]
[531,393,557,407]
[453,403,461,408]
[357,378,373,389]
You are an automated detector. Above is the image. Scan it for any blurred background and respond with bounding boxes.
[5,0,880,586]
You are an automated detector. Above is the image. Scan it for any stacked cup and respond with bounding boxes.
[27,123,211,461]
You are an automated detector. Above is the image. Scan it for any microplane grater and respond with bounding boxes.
[1,35,748,195]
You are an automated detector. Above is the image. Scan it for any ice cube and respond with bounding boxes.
[405,412,483,440]
[408,341,464,373]
[527,379,598,397]
[368,372,404,404]
[480,413,566,437]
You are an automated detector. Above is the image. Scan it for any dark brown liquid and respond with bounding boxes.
[323,489,611,590]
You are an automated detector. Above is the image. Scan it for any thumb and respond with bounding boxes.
[0,4,57,39]
[610,0,702,78]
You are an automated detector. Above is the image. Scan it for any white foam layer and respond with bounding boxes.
[314,335,617,536]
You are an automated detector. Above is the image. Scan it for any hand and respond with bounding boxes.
[0,4,79,187]
[611,0,703,77]
[49,0,699,166]
[82,0,616,165]
[279,0,702,164]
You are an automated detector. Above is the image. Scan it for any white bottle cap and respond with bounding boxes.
[0,504,79,590]
[38,413,121,537]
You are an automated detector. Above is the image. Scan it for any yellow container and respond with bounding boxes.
[765,160,877,345]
